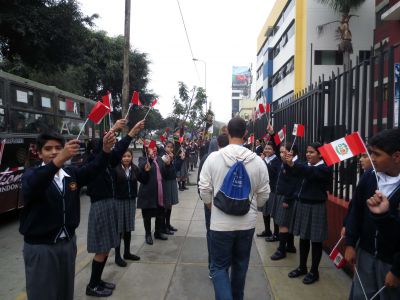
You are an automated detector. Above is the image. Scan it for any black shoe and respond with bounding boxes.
[265,235,279,242]
[182,182,189,190]
[163,228,174,235]
[115,256,127,267]
[123,253,141,261]
[168,225,178,232]
[145,234,153,245]
[154,232,168,240]
[286,246,297,253]
[270,250,286,261]
[99,280,116,290]
[86,285,113,297]
[257,231,271,237]
[288,267,308,278]
[303,272,319,284]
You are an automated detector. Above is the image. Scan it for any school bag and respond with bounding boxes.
[214,160,252,216]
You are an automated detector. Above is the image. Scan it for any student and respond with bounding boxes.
[257,141,281,240]
[162,141,179,235]
[345,128,400,299]
[255,139,263,156]
[286,142,332,284]
[137,146,169,245]
[270,143,302,260]
[20,130,116,300]
[86,119,145,297]
[113,149,150,267]
[176,146,188,191]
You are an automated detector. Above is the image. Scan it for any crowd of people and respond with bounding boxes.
[18,116,400,300]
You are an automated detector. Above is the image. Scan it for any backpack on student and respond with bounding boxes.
[214,160,252,216]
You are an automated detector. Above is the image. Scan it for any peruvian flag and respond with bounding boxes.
[262,133,270,142]
[159,135,166,143]
[149,140,157,149]
[258,103,265,115]
[150,99,158,107]
[318,132,366,166]
[329,248,346,269]
[274,127,286,145]
[102,92,111,110]
[178,136,184,144]
[248,134,254,145]
[88,101,110,124]
[265,103,271,113]
[131,91,142,106]
[292,124,305,137]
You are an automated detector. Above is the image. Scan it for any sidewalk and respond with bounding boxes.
[72,168,351,300]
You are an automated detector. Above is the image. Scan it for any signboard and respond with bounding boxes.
[232,66,251,88]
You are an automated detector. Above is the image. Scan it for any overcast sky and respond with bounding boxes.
[79,0,275,123]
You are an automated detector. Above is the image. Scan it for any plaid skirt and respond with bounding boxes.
[264,192,278,218]
[290,201,328,242]
[164,179,179,209]
[274,195,296,228]
[87,198,119,253]
[176,160,188,178]
[115,198,136,233]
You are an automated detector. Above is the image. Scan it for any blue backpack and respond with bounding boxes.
[214,160,252,216]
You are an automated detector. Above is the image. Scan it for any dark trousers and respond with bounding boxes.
[23,235,77,300]
[142,208,164,234]
[210,228,255,300]
[204,205,211,270]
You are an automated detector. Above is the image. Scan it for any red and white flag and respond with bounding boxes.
[329,248,347,269]
[292,124,305,137]
[248,134,254,145]
[178,136,184,144]
[318,132,366,166]
[149,140,157,149]
[258,103,265,115]
[150,99,158,107]
[265,103,271,113]
[159,135,166,143]
[131,91,142,106]
[88,101,110,124]
[274,127,286,145]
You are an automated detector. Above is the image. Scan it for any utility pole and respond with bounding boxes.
[122,0,131,119]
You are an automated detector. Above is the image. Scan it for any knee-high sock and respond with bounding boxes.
[278,232,288,253]
[165,209,172,227]
[263,215,272,235]
[287,233,295,248]
[123,232,131,255]
[311,242,323,274]
[299,239,310,271]
[273,223,279,236]
[89,258,105,288]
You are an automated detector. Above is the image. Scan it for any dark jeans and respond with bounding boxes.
[210,228,255,300]
[204,205,211,270]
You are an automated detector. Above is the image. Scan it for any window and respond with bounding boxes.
[314,50,343,65]
[270,57,294,87]
[359,50,371,63]
[11,85,34,107]
[376,4,390,27]
[257,65,263,80]
[273,21,295,59]
[232,92,240,97]
[10,111,55,133]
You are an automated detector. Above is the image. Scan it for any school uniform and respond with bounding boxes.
[163,160,179,209]
[346,170,400,300]
[288,160,332,242]
[262,154,281,217]
[86,135,134,254]
[20,150,110,300]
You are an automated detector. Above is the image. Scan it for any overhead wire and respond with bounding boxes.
[175,0,202,85]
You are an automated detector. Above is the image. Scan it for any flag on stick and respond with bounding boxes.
[159,135,166,143]
[258,103,265,115]
[88,101,110,124]
[131,91,142,106]
[292,124,305,137]
[178,136,183,144]
[274,127,286,145]
[149,140,156,149]
[248,134,254,145]
[329,248,346,269]
[318,132,366,166]
[143,99,158,120]
[265,103,271,113]
[102,92,111,110]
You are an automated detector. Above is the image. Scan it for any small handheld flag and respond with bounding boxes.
[248,134,254,145]
[144,99,158,120]
[274,127,286,145]
[102,92,111,109]
[292,124,305,137]
[265,103,271,113]
[258,103,265,115]
[131,91,142,106]
[329,248,346,269]
[178,136,183,144]
[149,140,156,149]
[159,135,166,143]
[88,102,110,125]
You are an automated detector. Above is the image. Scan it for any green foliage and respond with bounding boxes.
[317,0,365,14]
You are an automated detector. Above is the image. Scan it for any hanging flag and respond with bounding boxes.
[318,132,366,166]
[265,103,271,113]
[329,248,347,269]
[131,91,142,106]
[292,124,305,137]
[150,99,158,107]
[258,103,265,115]
[88,101,110,124]
[274,127,286,145]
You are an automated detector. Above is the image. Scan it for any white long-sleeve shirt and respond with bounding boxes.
[199,144,270,231]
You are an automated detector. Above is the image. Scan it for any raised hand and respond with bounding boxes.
[144,161,151,172]
[102,130,117,153]
[53,139,80,167]
[267,123,274,135]
[112,119,127,132]
[367,191,390,214]
[128,119,145,137]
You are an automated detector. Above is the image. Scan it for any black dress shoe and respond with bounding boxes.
[168,225,178,232]
[286,246,297,253]
[99,280,116,290]
[115,256,127,267]
[145,234,153,245]
[270,250,286,261]
[154,232,168,240]
[123,253,141,261]
[288,267,308,278]
[265,235,279,242]
[86,285,113,297]
[256,231,269,237]
[303,272,319,284]
[163,228,174,235]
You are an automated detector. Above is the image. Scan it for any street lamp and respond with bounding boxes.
[193,58,207,113]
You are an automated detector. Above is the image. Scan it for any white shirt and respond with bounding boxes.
[265,154,277,164]
[377,172,400,198]
[123,165,131,178]
[307,160,324,167]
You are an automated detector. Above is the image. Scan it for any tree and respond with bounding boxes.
[317,0,366,70]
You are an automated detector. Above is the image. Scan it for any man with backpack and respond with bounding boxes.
[199,117,270,300]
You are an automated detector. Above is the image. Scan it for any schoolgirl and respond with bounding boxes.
[286,142,332,284]
[113,149,150,267]
[176,146,188,191]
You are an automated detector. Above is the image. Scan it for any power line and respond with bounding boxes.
[175,0,201,85]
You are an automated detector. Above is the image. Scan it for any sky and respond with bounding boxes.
[79,0,275,123]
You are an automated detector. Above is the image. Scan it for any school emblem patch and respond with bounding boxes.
[335,143,349,156]
[69,182,77,191]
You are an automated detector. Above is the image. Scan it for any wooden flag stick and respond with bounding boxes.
[77,118,89,140]
[124,104,133,120]
[143,106,152,120]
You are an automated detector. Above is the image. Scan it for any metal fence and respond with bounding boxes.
[249,43,400,201]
